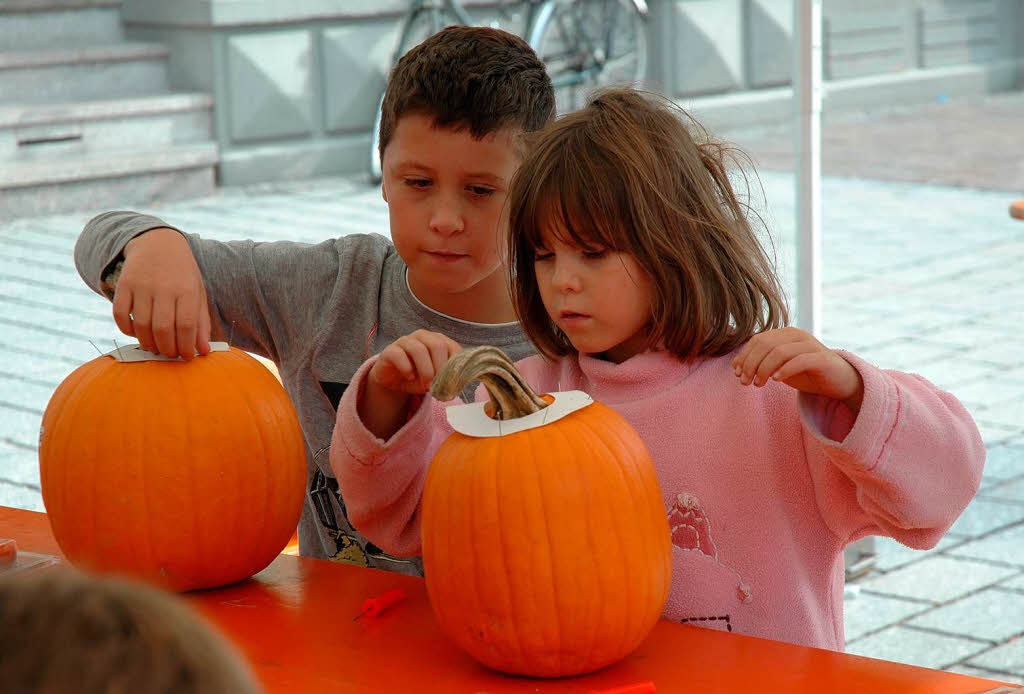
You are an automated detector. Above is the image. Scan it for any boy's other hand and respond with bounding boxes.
[113,228,212,360]
[369,330,462,395]
[731,326,864,415]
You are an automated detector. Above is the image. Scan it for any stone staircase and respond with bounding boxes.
[0,0,219,218]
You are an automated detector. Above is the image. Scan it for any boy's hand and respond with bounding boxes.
[369,330,462,395]
[359,331,461,441]
[113,228,212,360]
[731,327,865,415]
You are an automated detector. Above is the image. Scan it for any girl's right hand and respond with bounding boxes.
[368,330,462,395]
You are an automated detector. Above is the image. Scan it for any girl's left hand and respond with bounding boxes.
[731,327,865,414]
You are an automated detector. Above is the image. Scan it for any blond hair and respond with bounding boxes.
[0,566,261,694]
[507,88,789,360]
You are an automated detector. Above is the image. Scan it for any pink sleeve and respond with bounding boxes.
[798,350,985,549]
[329,357,456,557]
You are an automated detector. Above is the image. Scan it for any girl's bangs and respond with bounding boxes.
[520,150,625,252]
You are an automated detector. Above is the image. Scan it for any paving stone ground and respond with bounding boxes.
[2,91,1023,683]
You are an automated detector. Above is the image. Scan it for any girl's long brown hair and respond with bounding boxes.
[507,88,789,361]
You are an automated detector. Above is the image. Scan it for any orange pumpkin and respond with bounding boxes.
[38,344,306,592]
[422,347,672,677]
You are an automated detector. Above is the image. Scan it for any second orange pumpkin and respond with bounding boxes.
[422,347,672,677]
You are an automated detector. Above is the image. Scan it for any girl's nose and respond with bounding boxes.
[550,259,582,293]
[429,195,464,236]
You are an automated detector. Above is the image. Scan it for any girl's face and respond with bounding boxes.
[533,225,655,364]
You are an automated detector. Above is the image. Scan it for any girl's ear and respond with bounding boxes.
[381,181,388,203]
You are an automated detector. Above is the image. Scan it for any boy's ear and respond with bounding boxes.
[381,182,388,203]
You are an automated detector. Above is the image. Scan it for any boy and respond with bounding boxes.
[73,26,555,573]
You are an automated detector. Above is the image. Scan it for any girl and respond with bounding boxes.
[330,88,984,651]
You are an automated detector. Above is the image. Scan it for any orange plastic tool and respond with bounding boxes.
[589,682,656,694]
[353,588,406,620]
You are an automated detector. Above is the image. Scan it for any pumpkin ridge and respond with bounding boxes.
[227,354,274,580]
[439,440,463,645]
[436,437,483,657]
[463,439,489,660]
[490,436,527,668]
[571,411,635,665]
[169,359,203,587]
[543,420,594,672]
[523,429,565,673]
[556,419,604,668]
[39,359,82,549]
[41,360,81,556]
[132,363,157,579]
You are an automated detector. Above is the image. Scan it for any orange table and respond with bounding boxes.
[2,506,1013,693]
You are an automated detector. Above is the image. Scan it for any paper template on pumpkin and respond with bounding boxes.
[444,389,594,437]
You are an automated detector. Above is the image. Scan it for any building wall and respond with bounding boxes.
[120,0,1024,184]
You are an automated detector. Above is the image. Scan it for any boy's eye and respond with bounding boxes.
[467,185,495,197]
[404,178,431,188]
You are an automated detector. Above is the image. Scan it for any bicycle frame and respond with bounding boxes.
[527,0,648,89]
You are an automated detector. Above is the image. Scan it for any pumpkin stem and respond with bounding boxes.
[430,346,550,420]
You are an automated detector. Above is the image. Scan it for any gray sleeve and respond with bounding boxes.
[190,235,384,363]
[74,210,390,364]
[74,211,180,298]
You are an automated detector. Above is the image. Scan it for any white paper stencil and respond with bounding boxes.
[103,341,230,363]
[444,390,594,438]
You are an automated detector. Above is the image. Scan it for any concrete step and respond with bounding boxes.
[0,142,219,218]
[0,93,214,161]
[0,1,123,50]
[0,43,169,104]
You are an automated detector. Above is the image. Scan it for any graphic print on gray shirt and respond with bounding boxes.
[75,211,536,574]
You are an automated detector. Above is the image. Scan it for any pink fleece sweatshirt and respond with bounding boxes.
[330,348,984,651]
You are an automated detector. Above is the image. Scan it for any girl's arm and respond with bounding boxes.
[330,357,456,557]
[799,350,985,548]
[331,352,560,557]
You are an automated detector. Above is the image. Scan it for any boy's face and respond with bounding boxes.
[381,114,520,321]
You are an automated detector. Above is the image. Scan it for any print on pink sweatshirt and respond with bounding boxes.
[330,348,984,651]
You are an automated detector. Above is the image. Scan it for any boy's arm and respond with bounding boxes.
[331,357,456,557]
[75,211,177,298]
[76,210,383,363]
[799,351,984,549]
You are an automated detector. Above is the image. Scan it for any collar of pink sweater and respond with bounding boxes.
[575,349,707,402]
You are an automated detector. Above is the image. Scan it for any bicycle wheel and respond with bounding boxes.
[369,5,462,181]
[528,0,648,115]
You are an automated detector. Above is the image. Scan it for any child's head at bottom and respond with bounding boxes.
[0,566,261,694]
[508,88,790,364]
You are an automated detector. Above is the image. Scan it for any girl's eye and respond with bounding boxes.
[468,186,495,197]
[533,250,554,262]
[582,248,608,259]
[405,178,431,188]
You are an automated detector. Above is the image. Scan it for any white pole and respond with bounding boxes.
[794,0,823,338]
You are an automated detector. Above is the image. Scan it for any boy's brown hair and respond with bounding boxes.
[378,25,555,160]
[508,88,789,361]
[0,566,260,694]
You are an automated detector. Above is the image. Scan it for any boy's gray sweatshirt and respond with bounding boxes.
[74,211,536,574]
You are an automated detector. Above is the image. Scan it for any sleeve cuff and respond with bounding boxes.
[98,217,184,298]
[336,356,436,466]
[798,350,900,472]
